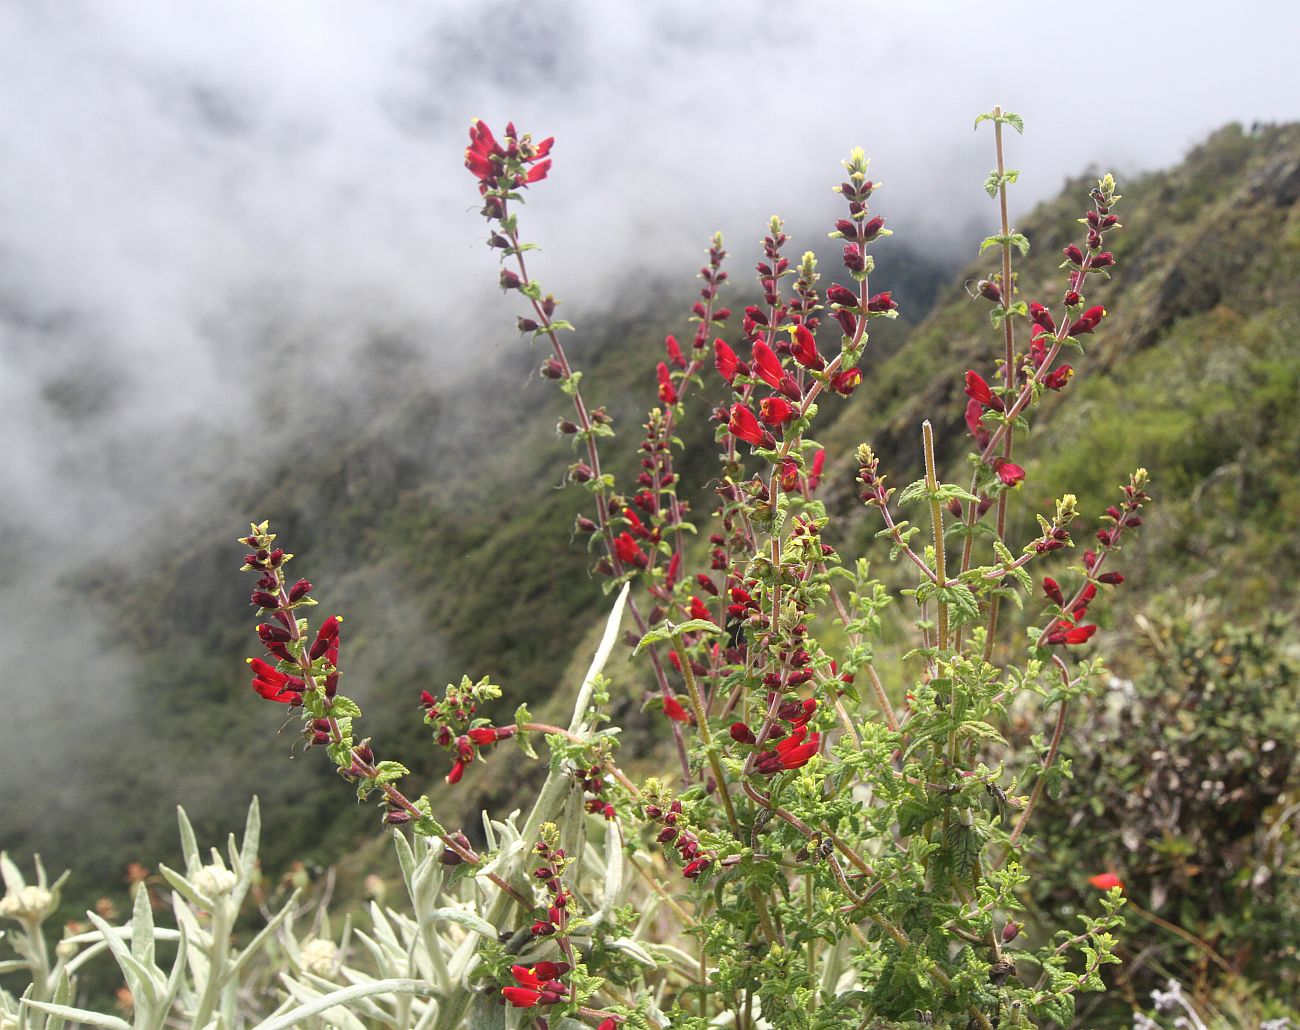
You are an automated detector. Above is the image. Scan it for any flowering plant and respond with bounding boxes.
[238,108,1148,1027]
[1,108,1149,1029]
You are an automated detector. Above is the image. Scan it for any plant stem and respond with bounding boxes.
[922,420,949,652]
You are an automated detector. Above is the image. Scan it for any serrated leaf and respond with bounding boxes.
[514,704,539,759]
[372,761,409,785]
[943,819,983,886]
[328,696,362,719]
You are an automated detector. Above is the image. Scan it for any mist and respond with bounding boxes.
[1,0,1297,867]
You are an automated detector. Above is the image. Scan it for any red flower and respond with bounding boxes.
[750,341,785,389]
[464,120,503,181]
[1067,305,1106,337]
[665,334,686,369]
[467,727,499,746]
[682,857,711,879]
[758,395,796,427]
[728,404,771,448]
[714,339,742,384]
[613,532,648,568]
[246,658,304,705]
[790,325,823,370]
[964,370,1005,412]
[500,964,566,1008]
[663,695,694,723]
[730,722,757,744]
[808,449,826,491]
[1088,872,1124,891]
[445,759,467,785]
[755,725,821,774]
[993,458,1025,486]
[523,159,551,184]
[656,361,678,405]
[779,458,801,492]
[779,698,817,727]
[309,615,342,661]
[1028,301,1056,334]
[965,399,991,449]
[1047,621,1098,646]
[1043,365,1074,391]
[829,366,863,396]
[826,283,857,307]
[687,596,715,623]
[866,290,897,313]
[1042,577,1065,607]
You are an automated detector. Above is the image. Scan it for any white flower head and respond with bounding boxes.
[192,863,238,898]
[0,885,55,923]
[299,937,338,976]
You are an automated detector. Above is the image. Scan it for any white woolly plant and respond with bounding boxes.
[1,589,656,1028]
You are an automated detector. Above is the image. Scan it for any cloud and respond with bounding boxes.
[0,0,1295,831]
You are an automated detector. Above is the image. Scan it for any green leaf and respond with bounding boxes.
[372,761,409,785]
[943,818,984,886]
[328,695,362,719]
[515,704,539,759]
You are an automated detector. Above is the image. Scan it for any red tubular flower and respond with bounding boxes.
[613,532,648,568]
[866,290,897,313]
[523,159,551,184]
[964,370,1005,412]
[467,727,499,746]
[965,399,991,449]
[714,339,741,383]
[808,449,826,491]
[246,658,304,704]
[779,698,817,727]
[501,965,551,1008]
[758,396,796,428]
[779,458,801,493]
[665,550,681,588]
[1047,621,1098,646]
[1098,571,1125,586]
[682,857,711,879]
[1063,243,1084,266]
[445,759,467,785]
[755,726,821,774]
[993,458,1025,486]
[829,366,863,396]
[751,341,784,389]
[1067,305,1106,337]
[1028,301,1056,334]
[663,695,693,723]
[826,283,857,307]
[790,325,823,370]
[665,334,686,369]
[309,615,342,661]
[656,362,678,405]
[1042,577,1065,607]
[730,722,757,744]
[687,596,715,623]
[1043,365,1074,391]
[728,404,771,447]
[1088,872,1124,891]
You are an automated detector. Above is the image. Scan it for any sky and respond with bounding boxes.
[0,0,1296,803]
